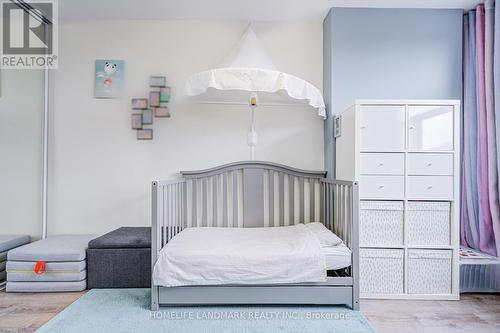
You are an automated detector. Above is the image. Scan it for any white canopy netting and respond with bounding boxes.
[184,26,326,159]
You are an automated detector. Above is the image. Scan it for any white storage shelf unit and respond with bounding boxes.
[336,100,460,300]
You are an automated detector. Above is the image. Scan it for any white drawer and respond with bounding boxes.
[360,176,405,199]
[408,153,453,175]
[407,176,453,199]
[360,153,405,175]
[359,105,406,151]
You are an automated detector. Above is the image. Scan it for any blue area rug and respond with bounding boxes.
[36,289,376,333]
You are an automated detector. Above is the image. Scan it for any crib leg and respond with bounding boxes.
[352,298,360,311]
[151,285,159,311]
[151,302,159,311]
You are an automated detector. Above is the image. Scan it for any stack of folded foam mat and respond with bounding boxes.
[6,235,97,292]
[0,235,31,287]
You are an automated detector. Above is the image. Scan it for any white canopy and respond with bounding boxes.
[185,26,326,118]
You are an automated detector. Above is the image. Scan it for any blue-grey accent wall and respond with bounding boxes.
[323,7,463,177]
[323,11,335,178]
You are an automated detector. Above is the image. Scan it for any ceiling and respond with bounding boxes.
[60,0,481,21]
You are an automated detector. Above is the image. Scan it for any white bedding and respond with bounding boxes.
[323,243,351,270]
[153,224,349,287]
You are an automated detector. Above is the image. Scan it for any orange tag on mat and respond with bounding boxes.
[34,261,46,275]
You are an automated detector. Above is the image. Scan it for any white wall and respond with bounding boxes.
[47,20,323,235]
[0,70,44,238]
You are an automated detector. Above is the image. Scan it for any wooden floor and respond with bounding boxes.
[0,289,85,333]
[0,290,498,333]
[362,294,500,333]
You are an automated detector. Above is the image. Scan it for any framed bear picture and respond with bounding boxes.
[94,59,125,98]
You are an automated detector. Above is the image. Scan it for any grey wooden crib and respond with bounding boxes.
[151,161,359,310]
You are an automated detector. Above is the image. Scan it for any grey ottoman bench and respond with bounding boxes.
[87,227,151,288]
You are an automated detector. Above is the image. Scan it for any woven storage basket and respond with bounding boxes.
[407,201,450,246]
[360,201,404,247]
[408,249,452,294]
[360,248,404,294]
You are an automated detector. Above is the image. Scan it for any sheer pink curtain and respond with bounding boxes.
[461,0,500,256]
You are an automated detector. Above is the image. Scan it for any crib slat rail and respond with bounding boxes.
[151,161,359,311]
[180,161,326,228]
[151,178,186,310]
[322,178,359,310]
[322,179,358,249]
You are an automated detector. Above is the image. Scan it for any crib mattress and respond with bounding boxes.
[6,280,87,293]
[7,261,86,282]
[323,244,351,270]
[153,224,349,287]
[0,235,30,253]
[7,235,97,262]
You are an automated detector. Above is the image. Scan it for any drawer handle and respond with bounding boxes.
[378,185,385,189]
[427,185,433,190]
[361,126,367,130]
[378,163,384,167]
[409,125,415,130]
